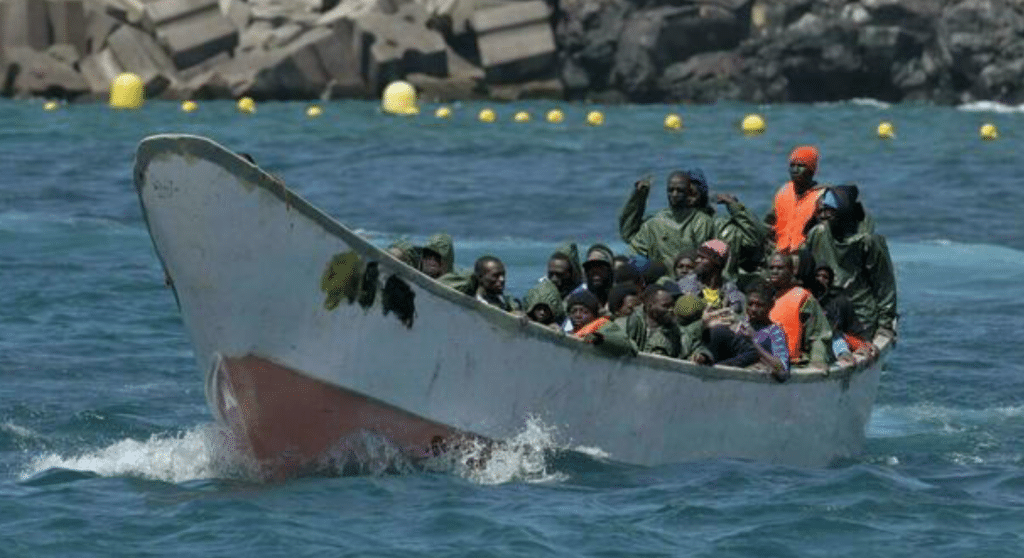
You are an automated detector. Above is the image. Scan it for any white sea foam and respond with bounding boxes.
[868,404,1024,439]
[20,424,257,484]
[455,417,569,485]
[958,101,1024,114]
[849,98,892,109]
[2,421,44,441]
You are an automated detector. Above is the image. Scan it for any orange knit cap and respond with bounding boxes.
[789,146,819,175]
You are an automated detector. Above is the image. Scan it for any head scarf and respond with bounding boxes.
[698,239,729,265]
[789,146,819,176]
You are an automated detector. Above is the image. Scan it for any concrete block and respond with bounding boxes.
[155,10,239,69]
[311,22,366,97]
[2,0,52,51]
[47,0,88,56]
[238,20,274,52]
[218,0,250,29]
[78,47,123,93]
[85,9,120,53]
[102,0,146,24]
[318,0,387,26]
[144,0,219,29]
[471,0,555,83]
[180,68,233,99]
[7,46,88,96]
[353,5,447,92]
[106,24,177,94]
[177,50,229,80]
[406,71,483,101]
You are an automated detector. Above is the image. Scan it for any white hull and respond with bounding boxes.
[134,134,887,473]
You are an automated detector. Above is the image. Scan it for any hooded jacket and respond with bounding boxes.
[805,185,897,337]
[422,233,455,275]
[523,279,567,325]
[619,171,767,278]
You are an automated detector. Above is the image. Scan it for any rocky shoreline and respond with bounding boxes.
[2,0,1023,105]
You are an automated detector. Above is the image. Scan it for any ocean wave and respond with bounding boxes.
[958,101,1024,114]
[868,403,1024,439]
[19,424,258,484]
[0,210,139,237]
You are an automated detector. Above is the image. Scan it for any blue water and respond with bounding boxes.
[2,98,1024,556]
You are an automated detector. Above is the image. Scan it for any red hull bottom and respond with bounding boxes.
[213,354,466,479]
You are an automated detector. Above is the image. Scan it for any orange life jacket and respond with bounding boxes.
[769,286,811,362]
[574,316,611,339]
[773,182,824,253]
[843,332,870,353]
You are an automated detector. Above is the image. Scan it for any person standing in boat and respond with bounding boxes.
[566,291,638,356]
[619,169,764,278]
[473,255,520,312]
[766,252,831,368]
[765,146,826,255]
[804,186,898,340]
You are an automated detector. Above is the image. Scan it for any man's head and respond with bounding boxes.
[547,253,576,296]
[788,146,819,187]
[420,248,445,279]
[817,185,864,238]
[566,290,601,331]
[767,252,795,291]
[744,280,774,326]
[694,239,728,282]
[666,168,708,211]
[643,285,676,327]
[474,255,506,296]
[608,284,641,318]
[673,250,697,279]
[583,244,614,292]
[815,265,834,293]
[527,302,554,325]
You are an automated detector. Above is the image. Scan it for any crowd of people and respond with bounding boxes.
[386,146,898,380]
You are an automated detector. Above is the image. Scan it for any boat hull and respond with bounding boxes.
[134,135,888,475]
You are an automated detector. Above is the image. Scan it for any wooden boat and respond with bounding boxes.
[134,134,893,477]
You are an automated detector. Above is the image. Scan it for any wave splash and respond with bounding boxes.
[19,424,258,484]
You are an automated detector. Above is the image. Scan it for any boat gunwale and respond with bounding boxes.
[133,133,892,387]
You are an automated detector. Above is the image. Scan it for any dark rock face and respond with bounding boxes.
[3,0,1024,104]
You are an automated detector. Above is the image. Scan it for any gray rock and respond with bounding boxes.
[6,46,88,97]
[353,2,447,92]
[47,0,88,56]
[154,9,239,69]
[659,50,741,103]
[78,48,123,94]
[472,0,556,83]
[1,0,51,51]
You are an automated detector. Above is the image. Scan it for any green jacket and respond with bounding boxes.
[619,187,767,277]
[582,319,639,357]
[642,321,683,358]
[423,232,455,275]
[805,223,897,337]
[523,279,566,324]
[795,293,833,366]
[614,311,648,352]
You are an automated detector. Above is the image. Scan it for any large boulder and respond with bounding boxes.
[5,46,88,98]
[471,0,556,83]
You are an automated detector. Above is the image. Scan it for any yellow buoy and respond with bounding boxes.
[741,113,765,135]
[586,110,604,126]
[513,110,531,123]
[478,108,496,123]
[109,72,144,109]
[546,109,564,124]
[381,80,419,115]
[980,123,998,140]
[43,100,59,111]
[306,105,323,118]
[181,100,198,113]
[877,121,894,139]
[237,97,256,114]
[664,113,683,131]
[434,106,452,119]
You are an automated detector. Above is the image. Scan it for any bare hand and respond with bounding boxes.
[635,176,652,193]
[693,353,713,366]
[714,193,738,205]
